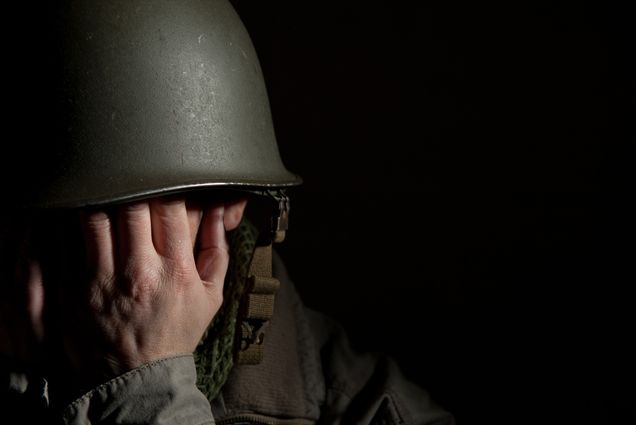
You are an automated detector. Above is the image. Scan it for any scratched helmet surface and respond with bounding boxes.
[11,0,300,208]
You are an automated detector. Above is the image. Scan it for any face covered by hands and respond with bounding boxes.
[0,195,247,397]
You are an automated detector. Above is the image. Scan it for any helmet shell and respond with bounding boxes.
[14,0,300,208]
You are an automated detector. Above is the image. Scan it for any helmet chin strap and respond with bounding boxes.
[236,191,289,365]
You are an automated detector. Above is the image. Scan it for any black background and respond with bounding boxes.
[231,1,631,424]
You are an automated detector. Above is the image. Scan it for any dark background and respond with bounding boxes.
[232,1,631,424]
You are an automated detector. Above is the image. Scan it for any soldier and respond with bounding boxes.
[0,1,453,423]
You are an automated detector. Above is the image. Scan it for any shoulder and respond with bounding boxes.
[215,252,454,425]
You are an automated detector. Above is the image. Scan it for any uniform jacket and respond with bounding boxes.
[2,254,454,425]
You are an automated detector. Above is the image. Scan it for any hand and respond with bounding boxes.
[61,196,246,387]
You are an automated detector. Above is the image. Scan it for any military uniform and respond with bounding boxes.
[3,253,453,425]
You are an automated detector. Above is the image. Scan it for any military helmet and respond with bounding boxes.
[9,0,300,209]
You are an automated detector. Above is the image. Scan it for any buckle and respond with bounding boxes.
[267,190,290,243]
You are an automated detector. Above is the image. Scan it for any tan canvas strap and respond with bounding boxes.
[236,190,289,365]
[237,243,280,365]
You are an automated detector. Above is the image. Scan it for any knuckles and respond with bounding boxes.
[120,259,163,302]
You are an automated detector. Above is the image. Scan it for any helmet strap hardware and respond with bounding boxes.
[268,190,290,243]
[236,190,290,364]
[237,244,280,364]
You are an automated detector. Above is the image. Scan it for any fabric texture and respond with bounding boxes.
[62,355,214,425]
[194,219,259,401]
[209,252,455,425]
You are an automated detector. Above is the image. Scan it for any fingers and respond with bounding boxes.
[196,204,229,292]
[81,210,115,275]
[223,198,247,231]
[150,197,192,260]
[78,196,234,294]
[116,202,153,261]
[80,197,207,287]
[186,201,204,249]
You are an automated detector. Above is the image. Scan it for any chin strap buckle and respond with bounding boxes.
[268,190,290,243]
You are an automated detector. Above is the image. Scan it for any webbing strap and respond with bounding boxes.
[237,243,280,365]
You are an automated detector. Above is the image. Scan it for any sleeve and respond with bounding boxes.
[62,354,215,425]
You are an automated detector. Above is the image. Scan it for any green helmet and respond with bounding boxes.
[11,0,300,209]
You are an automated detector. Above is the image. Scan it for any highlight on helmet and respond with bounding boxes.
[10,0,300,209]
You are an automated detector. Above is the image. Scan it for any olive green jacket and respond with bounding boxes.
[2,255,454,425]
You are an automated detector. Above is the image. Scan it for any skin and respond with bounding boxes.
[0,195,247,392]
